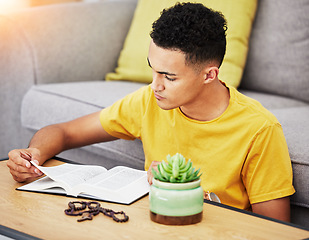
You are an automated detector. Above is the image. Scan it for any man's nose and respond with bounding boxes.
[151,73,164,92]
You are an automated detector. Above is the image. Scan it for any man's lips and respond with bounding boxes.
[154,92,165,100]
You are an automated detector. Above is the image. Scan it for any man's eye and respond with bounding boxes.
[165,75,176,81]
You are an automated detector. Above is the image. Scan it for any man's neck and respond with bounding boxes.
[180,80,230,122]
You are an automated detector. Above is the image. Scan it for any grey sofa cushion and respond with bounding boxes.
[8,0,137,85]
[239,89,308,110]
[22,81,146,128]
[241,0,309,103]
[21,81,147,169]
[270,106,309,208]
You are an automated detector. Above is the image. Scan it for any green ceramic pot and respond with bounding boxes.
[149,178,204,224]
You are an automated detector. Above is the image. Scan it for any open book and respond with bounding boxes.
[17,161,150,204]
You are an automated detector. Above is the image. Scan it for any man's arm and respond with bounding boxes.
[29,111,117,161]
[7,111,117,182]
[251,197,291,222]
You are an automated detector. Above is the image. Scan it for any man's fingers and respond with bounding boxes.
[9,168,40,183]
[8,164,42,183]
[7,160,40,175]
[7,159,28,173]
[147,171,154,185]
[31,165,43,175]
[7,148,43,182]
[8,149,31,168]
[147,161,161,185]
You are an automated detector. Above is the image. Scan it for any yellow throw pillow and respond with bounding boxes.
[106,0,257,88]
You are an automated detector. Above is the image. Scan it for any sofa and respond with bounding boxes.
[0,0,308,228]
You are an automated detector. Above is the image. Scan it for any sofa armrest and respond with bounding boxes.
[2,0,136,85]
[0,14,36,158]
[0,0,136,157]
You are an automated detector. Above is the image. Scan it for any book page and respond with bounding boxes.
[31,161,85,178]
[31,161,107,190]
[18,176,66,193]
[21,162,149,204]
[76,166,150,204]
[86,166,145,191]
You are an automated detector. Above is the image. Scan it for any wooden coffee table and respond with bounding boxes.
[1,158,308,240]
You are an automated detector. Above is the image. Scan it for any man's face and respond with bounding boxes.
[148,40,206,111]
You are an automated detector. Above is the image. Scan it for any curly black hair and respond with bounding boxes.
[150,2,227,68]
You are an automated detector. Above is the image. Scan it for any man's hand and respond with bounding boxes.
[147,161,161,185]
[7,148,43,182]
[7,111,117,182]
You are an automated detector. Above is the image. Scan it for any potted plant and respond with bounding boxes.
[149,153,204,225]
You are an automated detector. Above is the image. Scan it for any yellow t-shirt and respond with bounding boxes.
[100,85,295,210]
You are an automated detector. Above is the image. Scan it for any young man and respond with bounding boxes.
[7,3,294,221]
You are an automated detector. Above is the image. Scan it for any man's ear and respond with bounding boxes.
[203,67,219,84]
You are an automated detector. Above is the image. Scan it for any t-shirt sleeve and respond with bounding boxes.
[99,85,151,140]
[242,123,295,204]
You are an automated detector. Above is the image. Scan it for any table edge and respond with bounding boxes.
[0,224,42,240]
[204,200,309,232]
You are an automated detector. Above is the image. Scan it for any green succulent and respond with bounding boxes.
[152,153,202,183]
